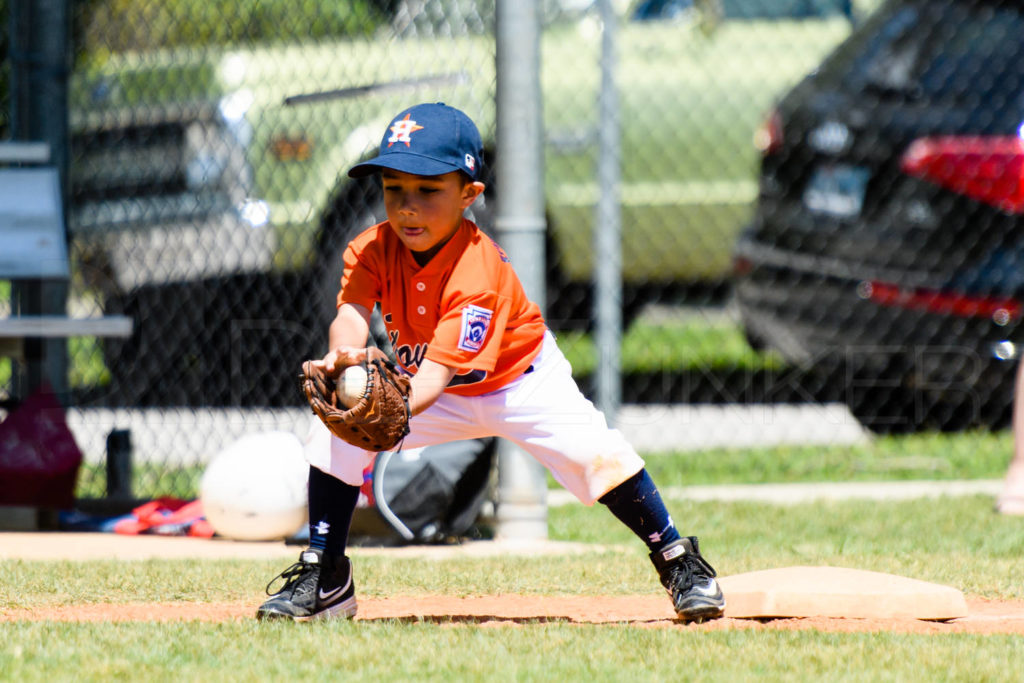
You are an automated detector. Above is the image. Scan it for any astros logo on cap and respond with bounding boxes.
[387,114,424,147]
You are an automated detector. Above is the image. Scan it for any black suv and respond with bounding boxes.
[733,0,1024,431]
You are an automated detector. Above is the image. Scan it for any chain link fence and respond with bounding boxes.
[2,0,1019,500]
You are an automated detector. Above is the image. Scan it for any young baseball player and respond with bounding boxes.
[257,102,725,623]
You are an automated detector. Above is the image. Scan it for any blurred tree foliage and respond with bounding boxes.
[0,0,393,137]
[74,0,389,55]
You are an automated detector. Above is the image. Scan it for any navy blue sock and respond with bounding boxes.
[598,469,681,552]
[307,466,360,560]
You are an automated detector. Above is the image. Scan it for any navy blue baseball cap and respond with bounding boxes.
[348,102,483,181]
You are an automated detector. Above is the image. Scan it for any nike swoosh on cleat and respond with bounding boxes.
[318,573,353,602]
[318,586,342,601]
[691,579,723,598]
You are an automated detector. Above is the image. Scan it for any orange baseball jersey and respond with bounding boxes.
[338,217,546,395]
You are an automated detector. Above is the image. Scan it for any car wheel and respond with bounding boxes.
[844,353,1016,433]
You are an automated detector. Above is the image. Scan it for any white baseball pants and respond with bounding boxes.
[304,330,645,505]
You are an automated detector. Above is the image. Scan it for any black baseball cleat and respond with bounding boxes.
[650,537,725,623]
[256,548,357,621]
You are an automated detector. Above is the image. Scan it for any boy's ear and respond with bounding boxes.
[463,181,486,207]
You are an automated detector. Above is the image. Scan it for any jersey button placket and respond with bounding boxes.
[411,280,427,316]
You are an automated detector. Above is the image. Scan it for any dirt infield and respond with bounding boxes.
[4,595,1024,634]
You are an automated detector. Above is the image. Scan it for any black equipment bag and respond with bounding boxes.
[370,437,496,543]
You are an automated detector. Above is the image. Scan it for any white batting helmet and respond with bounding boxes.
[200,431,308,541]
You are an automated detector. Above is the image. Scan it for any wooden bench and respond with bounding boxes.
[0,315,134,358]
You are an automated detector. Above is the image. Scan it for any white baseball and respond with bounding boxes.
[337,365,369,408]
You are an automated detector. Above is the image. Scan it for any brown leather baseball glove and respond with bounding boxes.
[300,349,412,452]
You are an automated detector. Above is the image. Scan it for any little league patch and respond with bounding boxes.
[458,305,493,352]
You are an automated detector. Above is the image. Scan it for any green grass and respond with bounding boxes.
[75,462,203,500]
[3,494,1024,680]
[4,622,1021,682]
[0,335,107,392]
[556,315,784,374]
[0,280,8,393]
[560,429,1014,495]
[641,430,1014,486]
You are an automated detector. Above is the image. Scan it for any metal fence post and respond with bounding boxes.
[494,0,548,540]
[8,0,71,404]
[594,0,622,426]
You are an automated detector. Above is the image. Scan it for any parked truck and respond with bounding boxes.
[66,1,853,405]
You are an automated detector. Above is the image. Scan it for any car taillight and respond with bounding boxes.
[732,255,753,277]
[754,109,783,156]
[862,280,1023,325]
[899,135,1024,213]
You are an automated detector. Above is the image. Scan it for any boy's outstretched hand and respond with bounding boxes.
[316,345,373,378]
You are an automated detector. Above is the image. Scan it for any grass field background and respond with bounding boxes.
[3,495,1024,680]
[5,442,1024,680]
[6,619,1022,681]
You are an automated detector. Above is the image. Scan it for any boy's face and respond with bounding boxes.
[381,170,485,258]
